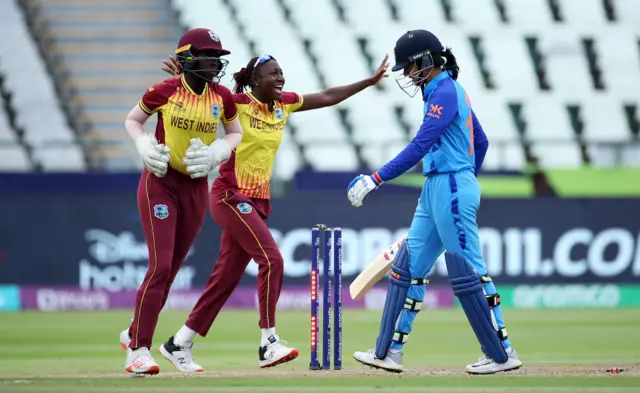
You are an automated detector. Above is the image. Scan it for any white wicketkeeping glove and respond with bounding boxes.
[183,138,232,179]
[135,133,171,177]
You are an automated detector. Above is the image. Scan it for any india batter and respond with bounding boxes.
[347,29,523,375]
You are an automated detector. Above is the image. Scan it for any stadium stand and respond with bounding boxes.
[170,0,639,174]
[0,95,31,171]
[0,0,638,176]
[23,0,182,170]
[0,0,86,171]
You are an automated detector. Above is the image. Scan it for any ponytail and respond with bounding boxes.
[232,56,259,94]
[439,47,460,80]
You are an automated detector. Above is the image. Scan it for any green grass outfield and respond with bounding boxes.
[1,309,639,392]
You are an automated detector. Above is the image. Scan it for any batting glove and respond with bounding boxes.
[183,138,231,179]
[347,173,382,207]
[135,133,171,178]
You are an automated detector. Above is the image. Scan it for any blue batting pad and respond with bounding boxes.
[445,252,508,363]
[375,239,410,359]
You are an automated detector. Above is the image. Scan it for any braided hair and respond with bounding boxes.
[232,55,277,94]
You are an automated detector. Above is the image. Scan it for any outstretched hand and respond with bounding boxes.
[368,54,390,86]
[161,55,181,77]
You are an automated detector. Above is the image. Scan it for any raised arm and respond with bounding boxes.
[296,55,389,112]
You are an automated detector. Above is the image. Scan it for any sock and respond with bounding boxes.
[174,325,196,346]
[261,328,276,346]
[388,347,401,354]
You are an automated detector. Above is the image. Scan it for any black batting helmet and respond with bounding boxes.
[392,29,444,72]
[392,30,446,97]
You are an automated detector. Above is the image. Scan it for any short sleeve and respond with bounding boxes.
[218,85,238,123]
[139,81,173,115]
[281,92,304,113]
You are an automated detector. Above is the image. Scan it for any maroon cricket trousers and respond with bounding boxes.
[129,167,208,349]
[185,187,285,336]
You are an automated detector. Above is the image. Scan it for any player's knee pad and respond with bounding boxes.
[375,239,428,359]
[445,252,508,363]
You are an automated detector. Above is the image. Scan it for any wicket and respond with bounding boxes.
[310,224,342,370]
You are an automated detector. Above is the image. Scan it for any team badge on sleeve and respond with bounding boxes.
[211,104,221,120]
[427,104,443,119]
[236,202,252,214]
[154,204,169,220]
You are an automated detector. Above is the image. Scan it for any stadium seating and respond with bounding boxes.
[170,0,639,174]
[34,0,178,170]
[0,104,31,171]
[1,0,638,175]
[0,0,86,171]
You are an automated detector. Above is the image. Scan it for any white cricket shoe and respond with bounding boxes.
[465,347,522,374]
[159,336,203,373]
[126,347,160,377]
[120,328,131,351]
[258,335,299,368]
[119,318,132,351]
[353,349,403,373]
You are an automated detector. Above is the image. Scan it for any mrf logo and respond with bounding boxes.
[427,104,443,119]
[154,204,169,220]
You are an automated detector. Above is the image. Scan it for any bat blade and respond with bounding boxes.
[349,234,407,300]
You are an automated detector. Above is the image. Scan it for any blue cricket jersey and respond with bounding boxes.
[375,71,489,182]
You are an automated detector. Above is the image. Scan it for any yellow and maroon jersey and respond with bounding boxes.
[138,75,238,175]
[214,91,304,199]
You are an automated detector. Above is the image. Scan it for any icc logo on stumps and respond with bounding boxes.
[211,104,221,120]
[153,204,169,220]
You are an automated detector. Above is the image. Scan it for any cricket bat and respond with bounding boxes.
[349,233,408,300]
